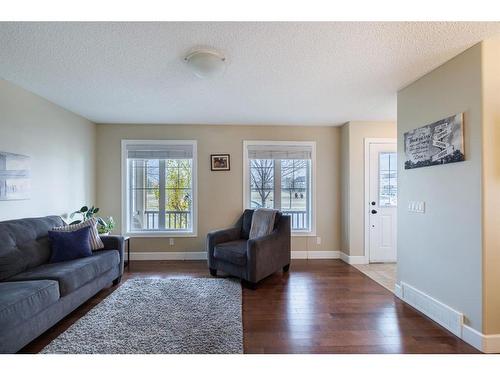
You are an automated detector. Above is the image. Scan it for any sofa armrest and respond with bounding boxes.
[206,227,241,267]
[99,235,125,275]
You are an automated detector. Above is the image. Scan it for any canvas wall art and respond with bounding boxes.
[404,113,465,170]
[0,151,31,200]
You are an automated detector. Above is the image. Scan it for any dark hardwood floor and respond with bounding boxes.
[19,259,479,354]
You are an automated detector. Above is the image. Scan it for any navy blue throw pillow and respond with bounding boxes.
[48,225,93,263]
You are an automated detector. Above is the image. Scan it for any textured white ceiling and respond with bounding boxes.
[1,22,500,125]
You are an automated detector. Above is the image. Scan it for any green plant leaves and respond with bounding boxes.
[70,204,107,228]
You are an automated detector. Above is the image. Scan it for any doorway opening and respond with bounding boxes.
[355,138,397,293]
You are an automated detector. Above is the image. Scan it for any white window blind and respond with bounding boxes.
[247,144,312,160]
[125,143,194,160]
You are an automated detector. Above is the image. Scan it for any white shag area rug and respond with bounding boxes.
[41,278,242,354]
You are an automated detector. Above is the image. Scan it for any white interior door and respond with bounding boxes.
[368,142,397,263]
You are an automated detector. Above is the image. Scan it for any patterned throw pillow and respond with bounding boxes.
[52,217,104,250]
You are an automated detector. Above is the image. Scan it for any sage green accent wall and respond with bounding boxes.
[397,44,483,331]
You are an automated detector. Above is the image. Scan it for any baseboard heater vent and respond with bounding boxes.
[400,282,463,337]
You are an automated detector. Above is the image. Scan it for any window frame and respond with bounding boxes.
[242,140,317,237]
[121,139,198,237]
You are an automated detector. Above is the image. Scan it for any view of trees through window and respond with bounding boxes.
[249,159,311,231]
[130,159,193,231]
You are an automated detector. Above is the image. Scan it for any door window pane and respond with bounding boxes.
[379,152,397,207]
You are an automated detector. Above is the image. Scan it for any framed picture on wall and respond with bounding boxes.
[404,113,465,170]
[0,151,31,200]
[210,154,230,171]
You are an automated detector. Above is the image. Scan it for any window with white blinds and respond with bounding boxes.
[243,141,316,234]
[122,140,197,236]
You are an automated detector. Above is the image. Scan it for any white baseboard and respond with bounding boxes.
[130,251,340,261]
[291,251,339,259]
[306,251,340,259]
[130,251,207,260]
[462,325,500,353]
[398,281,500,353]
[462,325,484,352]
[339,252,368,264]
[292,251,340,259]
[291,251,308,259]
[394,283,402,299]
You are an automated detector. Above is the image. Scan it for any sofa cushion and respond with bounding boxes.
[48,226,93,263]
[214,240,248,266]
[0,280,60,328]
[0,216,65,281]
[8,250,119,296]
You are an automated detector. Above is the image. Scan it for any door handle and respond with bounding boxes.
[371,209,378,214]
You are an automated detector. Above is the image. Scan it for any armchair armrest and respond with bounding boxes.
[246,215,291,282]
[206,227,241,267]
[247,230,284,258]
[99,235,125,274]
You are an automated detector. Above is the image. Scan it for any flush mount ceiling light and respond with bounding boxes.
[184,49,227,79]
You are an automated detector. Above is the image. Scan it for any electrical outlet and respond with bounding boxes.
[169,238,175,246]
[316,236,321,245]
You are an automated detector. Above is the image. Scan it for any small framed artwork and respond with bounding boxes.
[211,154,230,171]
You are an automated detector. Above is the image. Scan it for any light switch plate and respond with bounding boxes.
[316,236,321,245]
[169,238,175,246]
[408,201,425,213]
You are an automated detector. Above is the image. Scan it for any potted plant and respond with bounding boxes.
[97,216,115,235]
[69,206,115,235]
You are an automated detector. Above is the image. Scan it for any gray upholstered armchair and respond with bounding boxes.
[206,209,291,288]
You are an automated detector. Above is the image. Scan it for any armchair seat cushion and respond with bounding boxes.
[8,250,119,296]
[214,240,247,266]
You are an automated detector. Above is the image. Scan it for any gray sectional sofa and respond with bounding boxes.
[0,216,124,353]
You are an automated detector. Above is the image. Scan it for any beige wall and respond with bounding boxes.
[397,44,484,331]
[0,79,96,221]
[96,124,341,253]
[340,124,350,252]
[481,37,500,334]
[340,121,397,256]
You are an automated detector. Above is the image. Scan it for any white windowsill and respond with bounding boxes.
[124,231,312,238]
[124,231,197,238]
[292,231,316,237]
